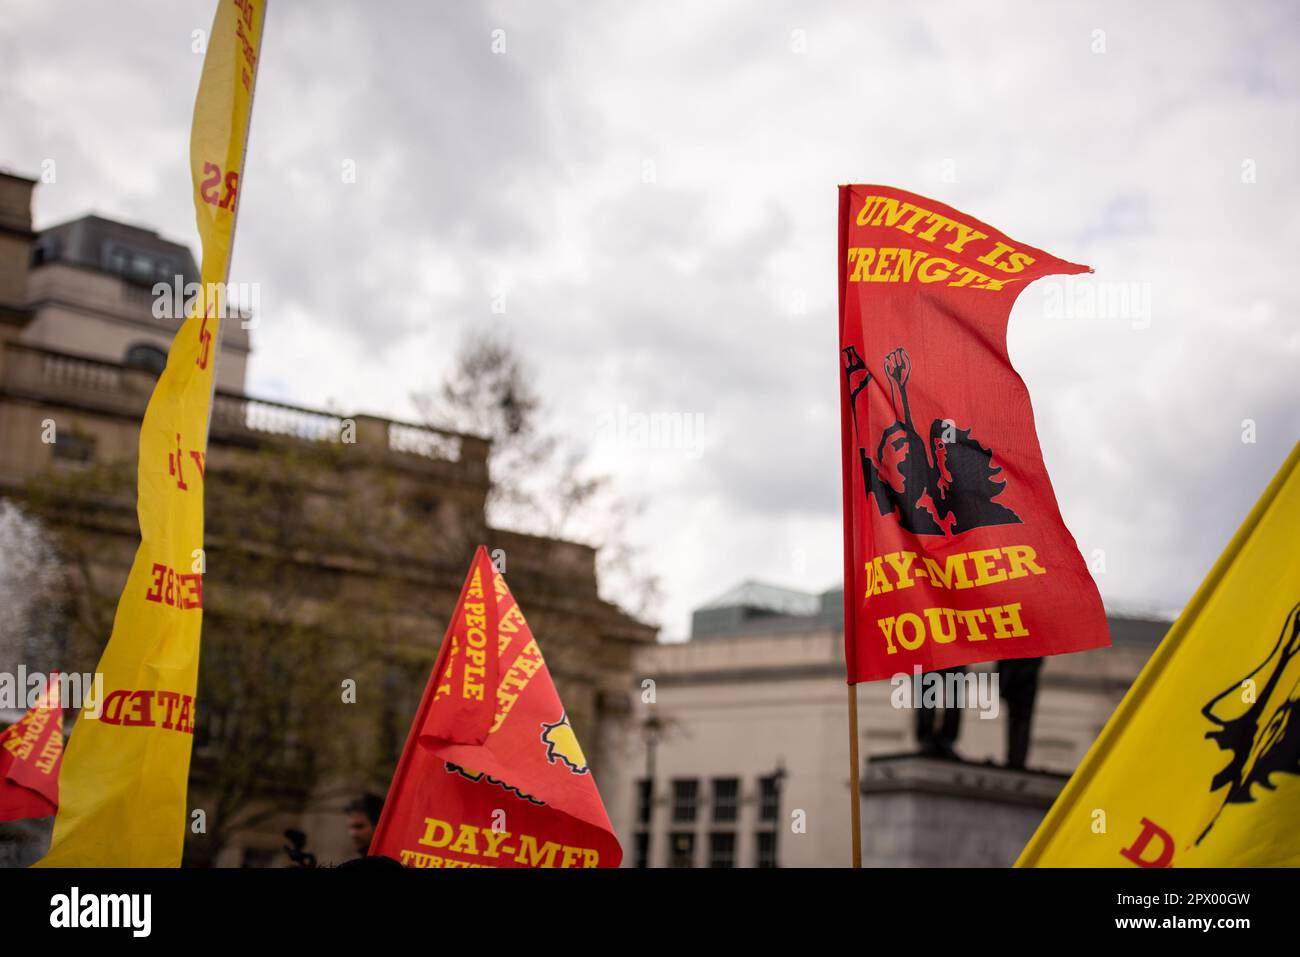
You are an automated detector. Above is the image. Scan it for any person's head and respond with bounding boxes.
[876,422,929,497]
[344,793,384,854]
[875,423,910,493]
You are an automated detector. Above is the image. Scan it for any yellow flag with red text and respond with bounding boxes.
[38,0,267,867]
[1018,442,1300,867]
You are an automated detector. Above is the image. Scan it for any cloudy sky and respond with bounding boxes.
[3,0,1297,638]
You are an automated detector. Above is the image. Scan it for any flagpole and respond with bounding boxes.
[847,682,862,868]
[836,185,863,869]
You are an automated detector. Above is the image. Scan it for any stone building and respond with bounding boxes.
[596,579,1168,867]
[0,170,655,867]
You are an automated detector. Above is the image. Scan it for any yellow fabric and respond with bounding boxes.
[38,0,266,867]
[1018,442,1300,867]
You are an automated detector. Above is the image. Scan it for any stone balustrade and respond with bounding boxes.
[0,340,487,478]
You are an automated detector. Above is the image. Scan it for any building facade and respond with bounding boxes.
[0,170,656,867]
[598,580,1168,867]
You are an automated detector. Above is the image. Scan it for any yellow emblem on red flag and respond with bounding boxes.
[38,0,267,867]
[370,547,622,868]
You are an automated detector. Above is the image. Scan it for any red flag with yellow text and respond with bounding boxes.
[370,546,621,868]
[838,185,1110,683]
[0,678,63,821]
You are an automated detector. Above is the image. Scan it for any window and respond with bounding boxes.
[129,253,154,284]
[636,778,653,826]
[669,832,695,868]
[712,777,739,823]
[30,238,56,267]
[633,832,650,869]
[759,774,781,823]
[671,779,698,823]
[52,432,95,464]
[709,832,736,868]
[407,495,440,518]
[125,343,168,376]
[756,831,778,868]
[240,846,278,868]
[379,662,423,762]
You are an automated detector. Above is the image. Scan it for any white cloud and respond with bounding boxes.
[3,0,1297,638]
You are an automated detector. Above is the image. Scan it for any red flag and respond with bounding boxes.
[838,185,1110,683]
[422,545,500,744]
[370,546,621,868]
[0,677,63,821]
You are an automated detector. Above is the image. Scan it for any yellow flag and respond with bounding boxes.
[38,0,267,867]
[1018,442,1300,867]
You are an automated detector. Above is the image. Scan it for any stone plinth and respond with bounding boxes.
[861,753,1067,867]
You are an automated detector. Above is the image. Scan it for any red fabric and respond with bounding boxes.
[838,185,1110,683]
[0,679,62,821]
[420,545,500,744]
[370,546,621,868]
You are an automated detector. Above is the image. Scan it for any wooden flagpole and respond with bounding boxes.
[837,185,863,869]
[847,683,862,867]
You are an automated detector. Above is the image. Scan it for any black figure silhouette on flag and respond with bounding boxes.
[843,345,1021,537]
[1197,601,1300,845]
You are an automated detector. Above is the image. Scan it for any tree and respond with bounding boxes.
[413,331,660,620]
[9,439,440,866]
